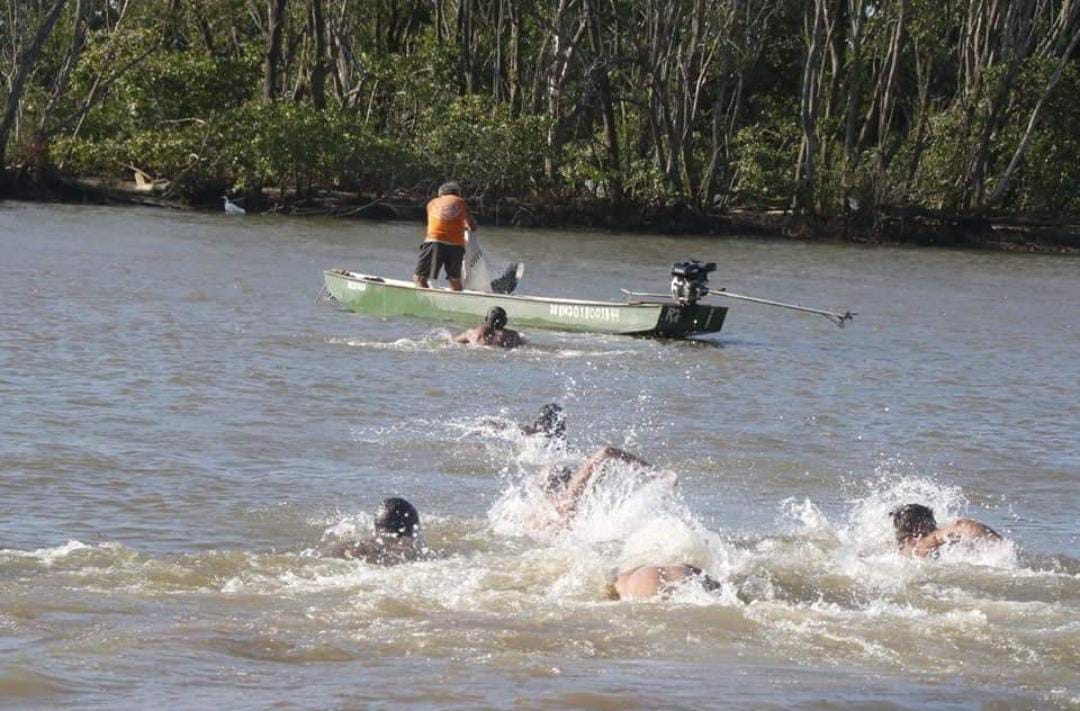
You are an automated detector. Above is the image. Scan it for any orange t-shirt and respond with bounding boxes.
[426,195,474,246]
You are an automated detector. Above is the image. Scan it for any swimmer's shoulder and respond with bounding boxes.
[947,518,1001,541]
[330,537,427,566]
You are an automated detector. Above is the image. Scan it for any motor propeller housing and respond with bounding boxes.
[670,260,716,305]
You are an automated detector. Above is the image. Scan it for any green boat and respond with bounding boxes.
[323,268,728,337]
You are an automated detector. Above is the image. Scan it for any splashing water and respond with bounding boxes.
[329,329,458,352]
[5,203,1080,708]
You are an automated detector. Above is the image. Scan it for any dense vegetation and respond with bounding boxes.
[2,0,1079,222]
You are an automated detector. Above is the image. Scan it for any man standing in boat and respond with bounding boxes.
[414,181,477,291]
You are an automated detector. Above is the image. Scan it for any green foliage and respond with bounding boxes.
[227,102,427,194]
[731,109,800,209]
[994,61,1080,213]
[59,101,426,200]
[8,0,1080,222]
[68,38,258,140]
[622,157,678,205]
[416,95,550,196]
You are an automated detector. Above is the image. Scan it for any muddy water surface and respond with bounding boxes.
[1,202,1078,708]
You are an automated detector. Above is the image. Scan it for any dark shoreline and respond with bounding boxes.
[6,175,1079,254]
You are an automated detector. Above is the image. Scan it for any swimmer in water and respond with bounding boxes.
[474,403,566,444]
[453,306,525,349]
[608,565,721,600]
[520,403,566,441]
[890,503,1002,557]
[541,445,676,522]
[329,497,429,565]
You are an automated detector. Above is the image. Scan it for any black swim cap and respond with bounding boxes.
[485,306,508,330]
[529,403,566,439]
[374,497,420,538]
[543,466,574,493]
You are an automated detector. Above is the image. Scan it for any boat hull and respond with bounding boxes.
[324,270,726,338]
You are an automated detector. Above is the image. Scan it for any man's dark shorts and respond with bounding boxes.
[415,241,465,280]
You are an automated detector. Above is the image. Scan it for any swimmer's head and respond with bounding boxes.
[374,497,421,538]
[485,306,508,330]
[437,181,462,197]
[541,466,574,493]
[890,503,937,543]
[525,403,566,439]
[605,568,621,600]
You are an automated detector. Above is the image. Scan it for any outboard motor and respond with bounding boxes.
[670,260,716,305]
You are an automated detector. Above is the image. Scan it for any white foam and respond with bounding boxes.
[0,540,92,565]
[329,329,457,353]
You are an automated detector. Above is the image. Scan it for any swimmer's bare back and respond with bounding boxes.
[452,326,524,349]
[330,537,425,566]
[904,518,1002,557]
[610,565,719,600]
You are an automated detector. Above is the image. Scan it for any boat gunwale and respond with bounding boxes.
[325,269,672,311]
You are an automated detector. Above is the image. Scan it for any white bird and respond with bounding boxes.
[223,196,246,215]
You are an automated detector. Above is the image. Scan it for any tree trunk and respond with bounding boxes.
[164,0,186,49]
[874,0,907,179]
[984,24,1080,206]
[492,0,504,101]
[308,0,328,109]
[841,0,866,201]
[263,0,288,102]
[32,0,89,182]
[191,0,216,53]
[584,0,621,201]
[0,0,69,180]
[457,0,474,93]
[507,0,521,113]
[794,0,827,214]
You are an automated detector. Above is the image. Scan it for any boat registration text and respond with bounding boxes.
[549,304,621,322]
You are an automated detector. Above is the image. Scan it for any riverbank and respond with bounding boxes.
[6,174,1079,254]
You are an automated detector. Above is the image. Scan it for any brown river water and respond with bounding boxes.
[1,202,1078,709]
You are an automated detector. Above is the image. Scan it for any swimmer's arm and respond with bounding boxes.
[453,327,481,344]
[329,540,367,560]
[953,518,1002,540]
[910,533,945,557]
[473,416,516,433]
[554,446,646,518]
[594,445,650,468]
[554,457,601,518]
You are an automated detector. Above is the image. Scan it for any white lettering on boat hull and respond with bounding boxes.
[548,304,621,322]
[346,282,367,291]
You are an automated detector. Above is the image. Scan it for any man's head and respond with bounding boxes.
[374,497,421,538]
[542,465,574,494]
[438,181,462,197]
[485,306,508,330]
[890,503,937,543]
[525,403,566,439]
